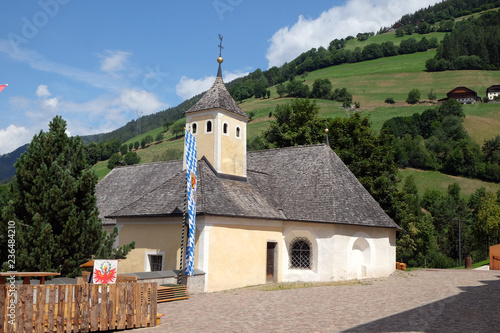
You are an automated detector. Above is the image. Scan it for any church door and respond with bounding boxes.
[266,242,277,283]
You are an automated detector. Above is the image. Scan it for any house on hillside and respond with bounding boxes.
[486,85,500,100]
[96,54,400,293]
[439,86,481,104]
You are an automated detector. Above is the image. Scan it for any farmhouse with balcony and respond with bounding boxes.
[439,86,481,104]
[486,85,500,100]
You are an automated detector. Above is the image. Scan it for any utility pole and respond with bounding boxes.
[452,218,461,267]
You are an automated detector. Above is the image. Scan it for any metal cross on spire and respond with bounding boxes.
[218,34,224,57]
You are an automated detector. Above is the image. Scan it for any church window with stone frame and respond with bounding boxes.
[223,122,229,135]
[206,120,213,133]
[290,237,311,269]
[192,123,198,134]
[235,126,241,138]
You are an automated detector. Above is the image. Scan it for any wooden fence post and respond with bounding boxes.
[107,284,116,330]
[90,285,99,331]
[35,285,45,333]
[99,285,108,331]
[73,285,81,333]
[24,285,33,333]
[80,284,89,332]
[126,283,134,328]
[65,285,73,333]
[56,284,66,333]
[46,285,56,332]
[16,285,26,333]
[0,286,6,333]
[150,282,157,327]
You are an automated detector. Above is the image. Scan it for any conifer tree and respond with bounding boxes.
[4,116,133,276]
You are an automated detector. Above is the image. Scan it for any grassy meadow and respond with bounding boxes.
[399,168,500,199]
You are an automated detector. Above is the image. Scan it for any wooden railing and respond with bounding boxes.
[0,282,157,333]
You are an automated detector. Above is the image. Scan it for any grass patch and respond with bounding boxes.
[92,161,111,180]
[450,259,490,270]
[343,32,446,51]
[398,168,500,198]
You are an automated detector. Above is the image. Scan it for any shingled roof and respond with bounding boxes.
[97,144,399,230]
[185,64,248,119]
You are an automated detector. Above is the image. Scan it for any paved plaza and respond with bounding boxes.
[132,269,500,332]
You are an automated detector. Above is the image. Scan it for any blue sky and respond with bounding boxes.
[0,0,441,155]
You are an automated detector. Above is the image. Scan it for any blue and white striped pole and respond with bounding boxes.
[184,129,197,276]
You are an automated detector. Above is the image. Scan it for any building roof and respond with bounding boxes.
[447,86,477,96]
[487,85,500,92]
[185,64,248,119]
[97,144,399,230]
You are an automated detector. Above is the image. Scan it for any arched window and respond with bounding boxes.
[192,123,197,134]
[206,120,213,133]
[223,122,229,135]
[235,126,241,138]
[290,238,311,269]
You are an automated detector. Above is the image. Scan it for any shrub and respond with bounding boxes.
[406,89,421,104]
[107,153,123,170]
[155,133,164,142]
[119,144,128,155]
[385,97,396,104]
[123,152,141,165]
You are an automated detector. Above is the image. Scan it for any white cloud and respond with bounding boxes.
[266,0,442,67]
[36,84,51,97]
[115,88,167,115]
[176,76,214,100]
[100,50,131,73]
[176,70,249,100]
[44,97,58,108]
[0,124,32,155]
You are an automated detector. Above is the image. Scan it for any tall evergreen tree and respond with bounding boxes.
[3,116,133,276]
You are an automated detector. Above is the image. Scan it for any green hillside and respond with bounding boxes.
[342,32,445,51]
[399,168,500,198]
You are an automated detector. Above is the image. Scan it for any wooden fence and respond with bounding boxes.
[0,282,157,333]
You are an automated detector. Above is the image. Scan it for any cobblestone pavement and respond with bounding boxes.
[130,269,500,333]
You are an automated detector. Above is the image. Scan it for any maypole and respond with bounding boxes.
[179,127,197,284]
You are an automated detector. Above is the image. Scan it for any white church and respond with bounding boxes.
[96,54,400,293]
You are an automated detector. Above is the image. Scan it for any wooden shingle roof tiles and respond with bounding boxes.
[97,144,398,230]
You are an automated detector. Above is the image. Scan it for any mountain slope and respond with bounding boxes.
[0,144,28,184]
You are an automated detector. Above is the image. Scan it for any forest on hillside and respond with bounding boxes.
[383,100,500,182]
[427,9,500,71]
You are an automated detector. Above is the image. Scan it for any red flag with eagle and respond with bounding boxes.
[92,259,118,284]
[0,84,7,93]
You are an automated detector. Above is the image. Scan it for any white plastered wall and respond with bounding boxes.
[282,222,396,282]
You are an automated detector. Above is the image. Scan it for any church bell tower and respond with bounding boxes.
[184,36,249,180]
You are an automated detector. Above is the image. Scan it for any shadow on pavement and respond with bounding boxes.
[343,276,500,332]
